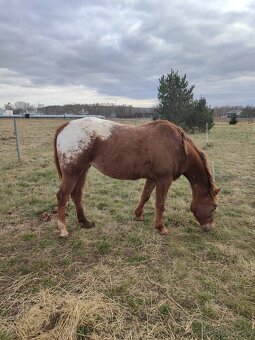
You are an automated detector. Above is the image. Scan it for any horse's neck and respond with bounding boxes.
[183,150,209,196]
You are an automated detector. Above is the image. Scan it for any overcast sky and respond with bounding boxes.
[0,0,255,108]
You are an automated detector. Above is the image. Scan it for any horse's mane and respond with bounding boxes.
[173,124,216,198]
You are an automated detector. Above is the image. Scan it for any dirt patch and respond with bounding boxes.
[40,212,53,222]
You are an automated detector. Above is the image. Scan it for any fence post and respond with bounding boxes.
[211,160,215,181]
[206,122,209,146]
[13,118,21,162]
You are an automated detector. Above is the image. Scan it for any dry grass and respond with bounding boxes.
[1,276,125,340]
[0,118,255,339]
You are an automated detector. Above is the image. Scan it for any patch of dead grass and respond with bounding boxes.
[0,119,255,339]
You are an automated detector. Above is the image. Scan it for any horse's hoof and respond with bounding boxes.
[135,215,144,221]
[80,221,95,229]
[159,228,169,235]
[156,226,169,235]
[59,230,69,238]
[57,220,69,237]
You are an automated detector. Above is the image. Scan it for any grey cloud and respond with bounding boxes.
[0,0,255,105]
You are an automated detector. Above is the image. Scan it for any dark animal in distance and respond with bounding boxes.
[54,118,220,237]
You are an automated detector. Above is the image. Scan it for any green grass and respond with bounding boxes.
[0,118,254,339]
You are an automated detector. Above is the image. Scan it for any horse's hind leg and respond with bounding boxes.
[135,179,155,221]
[71,169,94,229]
[57,173,78,237]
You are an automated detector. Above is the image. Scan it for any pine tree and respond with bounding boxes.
[157,69,194,124]
[187,97,214,132]
[157,70,214,131]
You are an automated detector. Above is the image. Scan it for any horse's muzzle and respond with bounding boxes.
[201,223,214,232]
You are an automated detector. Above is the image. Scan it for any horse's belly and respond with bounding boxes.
[91,161,143,180]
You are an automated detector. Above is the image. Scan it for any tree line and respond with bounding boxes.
[3,102,154,119]
[40,103,153,118]
[3,70,255,127]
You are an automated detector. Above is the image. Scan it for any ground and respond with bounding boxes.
[0,118,254,339]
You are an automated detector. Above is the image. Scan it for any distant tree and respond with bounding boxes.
[240,106,255,118]
[13,101,35,112]
[36,103,44,112]
[186,97,214,132]
[4,102,13,110]
[157,69,195,124]
[157,69,214,131]
[27,103,36,112]
[229,113,238,125]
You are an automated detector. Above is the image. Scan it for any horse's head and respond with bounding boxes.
[190,187,220,231]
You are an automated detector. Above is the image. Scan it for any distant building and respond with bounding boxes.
[5,110,13,116]
[79,108,89,115]
[225,111,241,118]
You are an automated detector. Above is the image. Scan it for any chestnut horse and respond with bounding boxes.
[54,117,220,237]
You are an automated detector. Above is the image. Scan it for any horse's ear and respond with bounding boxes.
[214,187,221,196]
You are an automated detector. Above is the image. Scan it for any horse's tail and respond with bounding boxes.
[54,122,69,178]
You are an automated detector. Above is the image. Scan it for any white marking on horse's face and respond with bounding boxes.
[57,117,115,165]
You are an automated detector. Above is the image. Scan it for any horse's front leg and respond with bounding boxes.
[154,176,173,235]
[134,179,155,221]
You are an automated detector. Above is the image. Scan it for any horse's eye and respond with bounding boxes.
[213,204,217,211]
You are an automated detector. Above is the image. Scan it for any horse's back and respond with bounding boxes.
[91,120,186,180]
[56,118,186,180]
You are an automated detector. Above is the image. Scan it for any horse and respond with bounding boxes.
[54,117,220,237]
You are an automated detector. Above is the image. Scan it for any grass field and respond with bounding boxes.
[0,118,254,339]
